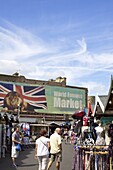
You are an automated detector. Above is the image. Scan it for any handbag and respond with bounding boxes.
[40,139,51,157]
[16,143,21,151]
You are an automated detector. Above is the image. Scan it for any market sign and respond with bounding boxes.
[42,86,86,114]
[0,81,86,114]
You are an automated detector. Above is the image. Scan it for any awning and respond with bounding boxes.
[48,121,61,126]
[72,110,84,119]
[20,117,37,123]
[30,123,50,127]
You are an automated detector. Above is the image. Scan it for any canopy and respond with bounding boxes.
[72,110,84,119]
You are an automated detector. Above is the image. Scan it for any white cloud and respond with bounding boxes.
[0,22,51,60]
[80,81,109,96]
[0,20,113,96]
[0,60,19,74]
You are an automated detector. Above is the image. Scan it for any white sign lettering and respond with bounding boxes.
[54,97,82,109]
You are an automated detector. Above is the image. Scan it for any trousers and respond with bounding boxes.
[38,155,49,170]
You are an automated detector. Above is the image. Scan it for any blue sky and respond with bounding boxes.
[0,0,113,96]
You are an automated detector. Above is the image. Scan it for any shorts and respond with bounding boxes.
[50,152,62,162]
[11,146,19,158]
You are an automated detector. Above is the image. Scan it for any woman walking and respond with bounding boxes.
[35,129,50,170]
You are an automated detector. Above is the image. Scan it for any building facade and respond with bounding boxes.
[0,73,88,123]
[0,73,88,157]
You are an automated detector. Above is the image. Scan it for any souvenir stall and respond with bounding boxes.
[0,123,2,158]
[0,111,19,158]
[72,110,84,170]
[72,109,113,170]
[0,112,7,158]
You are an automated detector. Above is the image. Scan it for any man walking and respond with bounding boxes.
[11,126,21,168]
[47,128,62,170]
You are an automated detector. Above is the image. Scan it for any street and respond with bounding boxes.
[0,142,74,170]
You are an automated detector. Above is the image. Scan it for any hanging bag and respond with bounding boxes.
[16,143,21,151]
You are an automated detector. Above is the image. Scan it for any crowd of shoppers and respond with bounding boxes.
[35,128,62,170]
[11,126,63,170]
[11,123,113,170]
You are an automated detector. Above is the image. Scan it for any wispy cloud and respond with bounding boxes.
[0,20,113,95]
[0,20,51,60]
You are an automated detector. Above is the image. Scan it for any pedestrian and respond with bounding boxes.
[68,129,72,144]
[35,129,50,170]
[63,128,69,144]
[71,131,76,144]
[46,128,62,170]
[11,125,21,168]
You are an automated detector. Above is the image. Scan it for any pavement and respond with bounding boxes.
[0,142,74,170]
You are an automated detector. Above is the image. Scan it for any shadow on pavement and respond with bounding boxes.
[0,145,38,170]
[0,143,74,170]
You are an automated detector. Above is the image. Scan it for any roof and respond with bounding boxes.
[99,95,108,108]
[105,75,113,111]
[94,75,113,116]
[48,121,61,126]
[93,95,107,115]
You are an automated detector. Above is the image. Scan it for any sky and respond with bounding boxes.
[0,0,113,96]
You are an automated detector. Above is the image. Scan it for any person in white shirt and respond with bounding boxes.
[47,128,62,170]
[35,129,50,170]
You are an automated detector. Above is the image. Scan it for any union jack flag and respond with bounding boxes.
[0,82,47,110]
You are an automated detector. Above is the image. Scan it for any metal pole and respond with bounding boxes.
[17,104,20,122]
